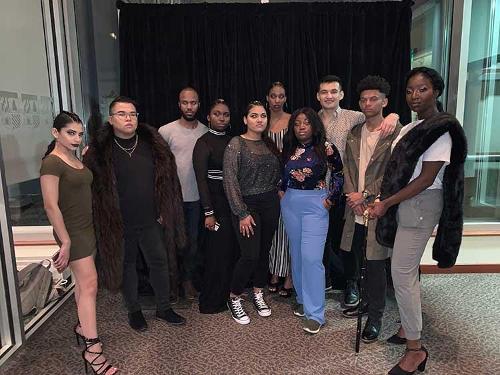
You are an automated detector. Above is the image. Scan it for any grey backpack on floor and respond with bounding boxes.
[18,260,53,316]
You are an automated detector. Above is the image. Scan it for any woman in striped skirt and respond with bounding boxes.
[266,81,293,297]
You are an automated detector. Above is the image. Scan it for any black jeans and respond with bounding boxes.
[179,201,201,282]
[122,223,170,313]
[347,223,387,323]
[230,191,280,295]
[323,195,347,288]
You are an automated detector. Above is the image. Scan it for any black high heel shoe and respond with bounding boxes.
[74,321,85,346]
[82,337,118,374]
[388,346,428,375]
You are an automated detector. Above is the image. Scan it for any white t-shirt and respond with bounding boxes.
[355,125,381,224]
[391,119,452,190]
[158,119,207,202]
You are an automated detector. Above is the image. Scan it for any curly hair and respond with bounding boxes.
[356,75,391,97]
[282,107,327,162]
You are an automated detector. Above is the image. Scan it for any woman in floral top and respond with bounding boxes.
[280,107,343,334]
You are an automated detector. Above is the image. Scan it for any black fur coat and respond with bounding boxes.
[376,112,467,268]
[84,123,186,292]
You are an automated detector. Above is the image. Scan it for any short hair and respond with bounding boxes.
[208,98,230,113]
[405,67,444,97]
[317,75,343,92]
[356,75,391,97]
[109,96,138,115]
[179,86,199,98]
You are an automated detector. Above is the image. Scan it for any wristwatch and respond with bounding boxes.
[362,190,369,199]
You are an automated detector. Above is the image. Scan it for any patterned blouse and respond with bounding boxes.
[280,142,344,204]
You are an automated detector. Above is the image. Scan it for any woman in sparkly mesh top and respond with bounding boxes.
[223,101,281,325]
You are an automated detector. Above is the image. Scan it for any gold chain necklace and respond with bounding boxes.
[114,134,138,158]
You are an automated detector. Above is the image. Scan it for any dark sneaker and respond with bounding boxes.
[362,320,381,343]
[292,303,305,317]
[252,291,271,317]
[303,319,322,334]
[156,308,186,326]
[342,303,368,319]
[227,297,250,325]
[344,280,359,307]
[128,310,148,332]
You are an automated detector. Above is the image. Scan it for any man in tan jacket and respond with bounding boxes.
[340,76,402,343]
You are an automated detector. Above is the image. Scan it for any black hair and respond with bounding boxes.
[317,75,343,92]
[208,98,230,113]
[356,75,391,97]
[43,111,82,158]
[243,100,280,160]
[283,107,327,162]
[108,96,138,115]
[267,81,287,95]
[179,86,199,98]
[405,67,445,112]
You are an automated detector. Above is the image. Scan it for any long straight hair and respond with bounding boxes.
[244,101,281,160]
[43,111,82,159]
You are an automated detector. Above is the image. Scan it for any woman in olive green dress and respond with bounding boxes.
[40,111,118,375]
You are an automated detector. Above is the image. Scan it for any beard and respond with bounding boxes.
[181,113,196,122]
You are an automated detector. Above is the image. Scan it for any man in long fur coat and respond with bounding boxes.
[84,96,187,331]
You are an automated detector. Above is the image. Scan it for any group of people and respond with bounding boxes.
[40,66,466,375]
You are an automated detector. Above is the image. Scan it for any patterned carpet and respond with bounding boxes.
[2,274,500,375]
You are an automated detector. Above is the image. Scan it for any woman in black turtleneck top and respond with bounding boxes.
[193,99,238,314]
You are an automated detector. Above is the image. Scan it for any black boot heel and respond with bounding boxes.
[388,346,429,375]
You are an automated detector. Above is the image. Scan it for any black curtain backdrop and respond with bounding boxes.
[118,1,412,133]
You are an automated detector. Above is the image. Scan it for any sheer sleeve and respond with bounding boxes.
[326,143,344,204]
[193,138,214,217]
[223,137,249,219]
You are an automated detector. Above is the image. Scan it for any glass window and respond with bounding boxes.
[462,0,500,222]
[0,1,53,227]
[411,0,453,108]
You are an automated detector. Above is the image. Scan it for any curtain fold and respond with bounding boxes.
[119,1,412,131]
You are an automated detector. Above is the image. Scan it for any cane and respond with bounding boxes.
[354,197,376,354]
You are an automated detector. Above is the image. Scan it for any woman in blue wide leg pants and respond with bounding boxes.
[280,108,343,334]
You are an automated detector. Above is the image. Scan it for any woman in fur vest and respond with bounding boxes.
[368,67,467,375]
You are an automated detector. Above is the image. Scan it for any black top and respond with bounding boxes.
[193,129,232,217]
[112,135,157,228]
[223,136,281,218]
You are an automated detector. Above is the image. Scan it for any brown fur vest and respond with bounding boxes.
[84,123,186,292]
[375,112,467,268]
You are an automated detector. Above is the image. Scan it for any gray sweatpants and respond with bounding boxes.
[391,189,443,340]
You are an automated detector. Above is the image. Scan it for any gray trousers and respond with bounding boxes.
[391,189,443,340]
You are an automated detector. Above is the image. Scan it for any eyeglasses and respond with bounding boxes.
[111,111,139,119]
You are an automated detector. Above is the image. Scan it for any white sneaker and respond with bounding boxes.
[252,291,271,317]
[227,297,250,325]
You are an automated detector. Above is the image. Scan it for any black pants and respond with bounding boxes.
[199,214,239,313]
[230,191,280,295]
[346,223,387,323]
[323,195,347,288]
[122,223,170,313]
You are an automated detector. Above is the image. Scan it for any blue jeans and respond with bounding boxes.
[281,189,329,324]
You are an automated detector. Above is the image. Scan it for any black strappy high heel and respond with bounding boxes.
[74,321,85,346]
[82,337,118,374]
[388,346,428,374]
